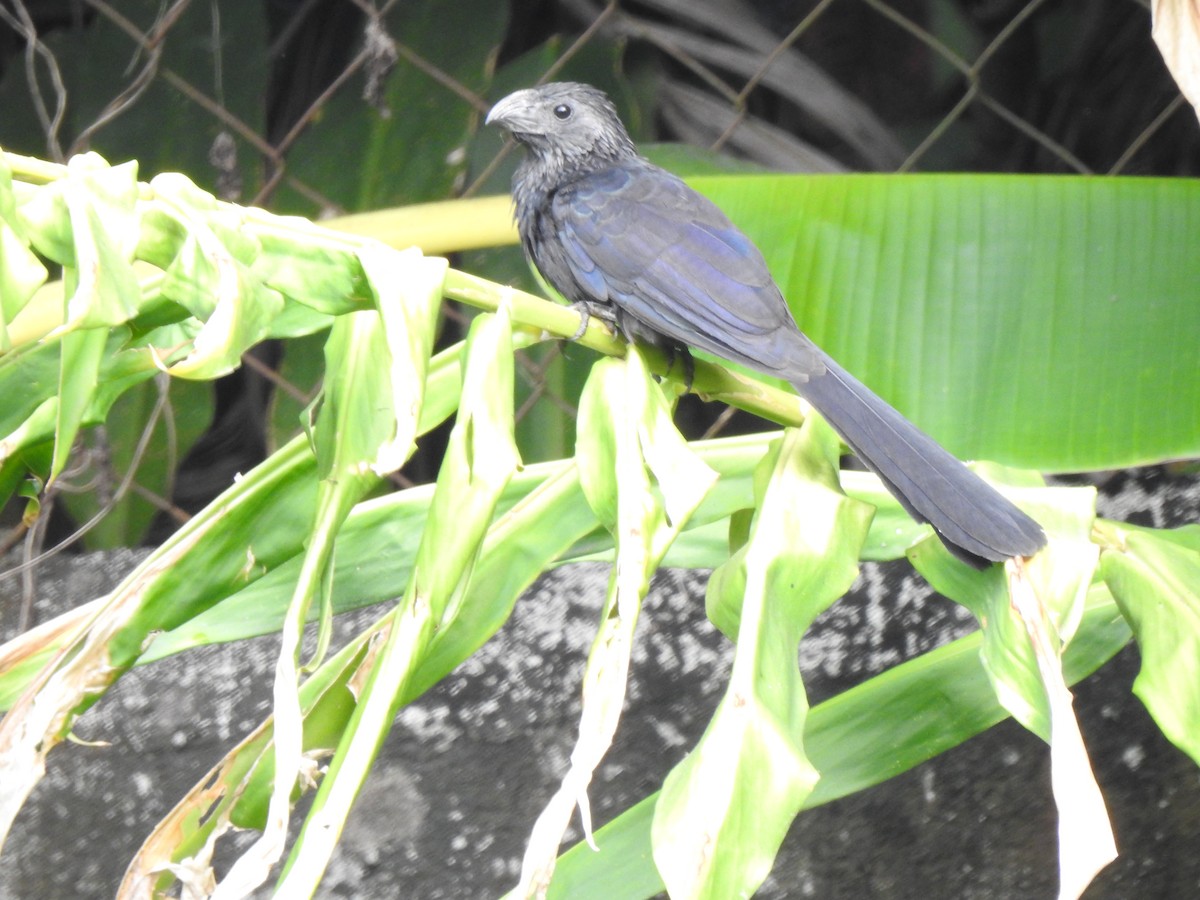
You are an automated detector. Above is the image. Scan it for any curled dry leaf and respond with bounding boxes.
[1152,0,1200,122]
[1005,559,1117,900]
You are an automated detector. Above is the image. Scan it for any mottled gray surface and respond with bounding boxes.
[1,466,1199,899]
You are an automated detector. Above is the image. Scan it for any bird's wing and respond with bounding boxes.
[552,162,821,378]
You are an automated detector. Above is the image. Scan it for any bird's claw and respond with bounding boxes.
[568,302,591,341]
[567,301,621,342]
[662,344,696,392]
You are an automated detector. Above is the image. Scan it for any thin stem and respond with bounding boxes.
[441,269,807,431]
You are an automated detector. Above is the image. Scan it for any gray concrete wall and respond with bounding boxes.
[2,466,1198,898]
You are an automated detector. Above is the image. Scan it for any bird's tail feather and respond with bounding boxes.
[794,355,1045,567]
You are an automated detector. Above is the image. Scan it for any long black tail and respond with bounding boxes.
[794,355,1045,568]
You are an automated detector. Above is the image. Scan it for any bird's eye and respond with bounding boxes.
[553,103,572,120]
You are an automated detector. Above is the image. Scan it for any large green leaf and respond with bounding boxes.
[653,422,872,899]
[418,174,1200,472]
[1101,526,1200,767]
[690,174,1200,471]
[448,174,1200,471]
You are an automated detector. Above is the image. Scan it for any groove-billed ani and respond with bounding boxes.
[487,82,1045,567]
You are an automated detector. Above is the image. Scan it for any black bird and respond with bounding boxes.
[487,82,1045,567]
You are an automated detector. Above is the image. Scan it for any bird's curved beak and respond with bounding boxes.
[485,89,537,131]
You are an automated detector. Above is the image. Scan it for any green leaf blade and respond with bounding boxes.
[691,174,1200,471]
[653,420,873,899]
[545,587,1132,900]
[0,154,49,348]
[277,306,520,896]
[1102,530,1200,767]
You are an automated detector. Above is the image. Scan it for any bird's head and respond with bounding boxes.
[486,82,637,172]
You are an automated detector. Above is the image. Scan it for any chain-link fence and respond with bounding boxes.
[0,0,1195,592]
[5,2,1191,179]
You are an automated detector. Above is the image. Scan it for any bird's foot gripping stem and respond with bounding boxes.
[566,300,616,341]
[662,343,695,392]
